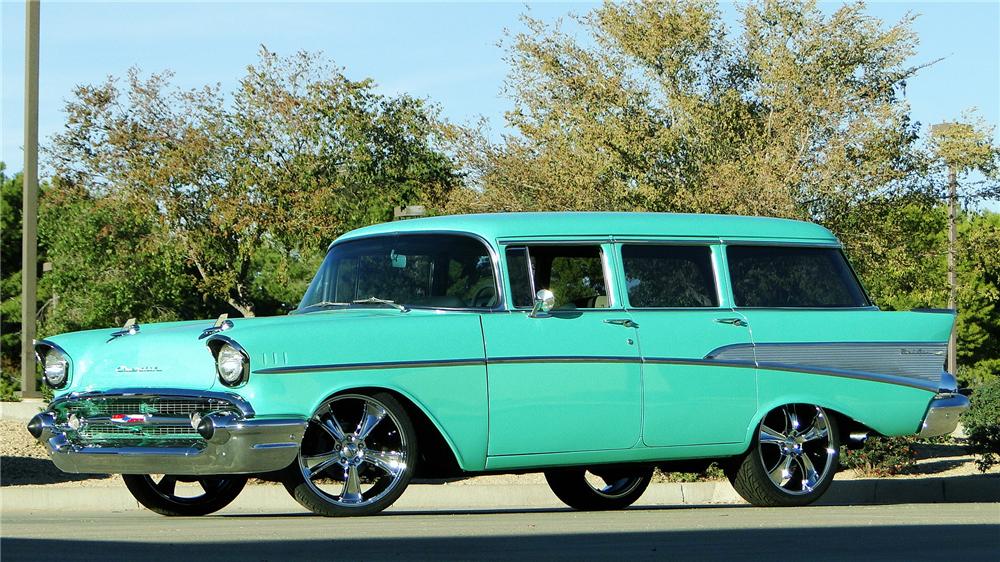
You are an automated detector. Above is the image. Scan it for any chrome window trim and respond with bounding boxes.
[611,237,722,245]
[498,241,619,311]
[616,242,723,309]
[731,306,880,311]
[723,244,872,309]
[720,239,842,248]
[319,230,505,312]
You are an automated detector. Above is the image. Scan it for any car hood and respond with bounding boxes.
[44,309,455,394]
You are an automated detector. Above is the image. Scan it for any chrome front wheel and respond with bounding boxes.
[122,474,247,516]
[545,466,653,510]
[282,392,416,516]
[728,403,840,507]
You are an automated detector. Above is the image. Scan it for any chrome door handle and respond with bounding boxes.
[716,317,748,327]
[604,319,639,329]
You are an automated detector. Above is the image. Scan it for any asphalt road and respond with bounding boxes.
[3,503,998,561]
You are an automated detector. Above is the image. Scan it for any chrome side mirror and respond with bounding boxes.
[530,289,555,318]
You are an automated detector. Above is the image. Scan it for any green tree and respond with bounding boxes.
[449,0,926,226]
[1,164,49,397]
[45,48,458,319]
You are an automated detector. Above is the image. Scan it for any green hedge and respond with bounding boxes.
[962,379,1000,472]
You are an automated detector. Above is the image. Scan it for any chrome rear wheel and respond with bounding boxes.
[728,403,840,507]
[282,392,416,516]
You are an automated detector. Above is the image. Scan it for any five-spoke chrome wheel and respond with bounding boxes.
[727,403,840,507]
[122,474,247,516]
[282,392,416,516]
[545,466,653,510]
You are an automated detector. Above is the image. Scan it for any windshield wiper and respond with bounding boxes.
[297,301,351,312]
[352,297,410,313]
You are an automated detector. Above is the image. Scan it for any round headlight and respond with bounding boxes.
[216,343,247,386]
[43,349,69,388]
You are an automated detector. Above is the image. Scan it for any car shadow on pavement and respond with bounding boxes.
[3,524,998,561]
[0,456,112,486]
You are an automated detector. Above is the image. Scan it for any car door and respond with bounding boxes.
[618,242,758,447]
[482,242,642,456]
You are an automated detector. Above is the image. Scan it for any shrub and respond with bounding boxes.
[654,463,726,483]
[961,379,1000,472]
[958,359,1000,389]
[840,436,918,477]
[0,357,20,402]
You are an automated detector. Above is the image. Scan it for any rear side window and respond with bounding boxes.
[727,246,869,308]
[621,245,718,307]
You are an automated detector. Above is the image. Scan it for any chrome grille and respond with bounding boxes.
[54,394,242,447]
[63,397,238,418]
[79,423,199,439]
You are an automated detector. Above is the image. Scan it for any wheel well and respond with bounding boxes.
[826,409,875,450]
[331,386,465,479]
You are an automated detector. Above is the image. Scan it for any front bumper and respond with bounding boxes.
[917,393,969,438]
[27,390,307,475]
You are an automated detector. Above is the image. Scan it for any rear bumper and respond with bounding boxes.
[28,402,307,475]
[917,393,969,438]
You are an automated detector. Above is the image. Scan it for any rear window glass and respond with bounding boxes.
[621,245,718,307]
[727,246,869,308]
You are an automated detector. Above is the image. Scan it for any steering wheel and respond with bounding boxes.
[471,285,497,308]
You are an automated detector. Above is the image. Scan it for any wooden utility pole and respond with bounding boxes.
[946,165,958,375]
[21,0,41,398]
[932,121,961,376]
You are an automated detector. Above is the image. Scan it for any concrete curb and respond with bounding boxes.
[1,400,46,422]
[3,476,997,514]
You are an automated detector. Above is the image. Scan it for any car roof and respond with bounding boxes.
[335,212,838,245]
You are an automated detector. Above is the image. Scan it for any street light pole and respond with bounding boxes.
[20,0,41,399]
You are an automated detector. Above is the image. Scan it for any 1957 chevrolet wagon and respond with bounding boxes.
[28,212,968,516]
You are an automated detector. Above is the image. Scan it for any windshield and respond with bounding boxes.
[298,234,498,311]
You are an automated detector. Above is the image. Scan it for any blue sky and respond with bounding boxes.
[2,1,998,206]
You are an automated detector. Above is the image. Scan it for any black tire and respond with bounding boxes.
[727,403,840,507]
[544,465,653,511]
[122,474,247,516]
[282,392,417,517]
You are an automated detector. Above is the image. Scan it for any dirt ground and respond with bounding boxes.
[2,418,995,488]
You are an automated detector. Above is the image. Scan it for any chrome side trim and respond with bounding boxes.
[50,388,256,418]
[255,358,486,375]
[491,355,639,365]
[256,351,937,392]
[708,341,947,386]
[753,361,939,392]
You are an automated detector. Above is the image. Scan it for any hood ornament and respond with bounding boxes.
[199,313,234,340]
[107,318,140,342]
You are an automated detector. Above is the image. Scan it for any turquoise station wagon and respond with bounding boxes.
[28,212,968,516]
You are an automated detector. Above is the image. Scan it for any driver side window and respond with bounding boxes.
[504,245,610,309]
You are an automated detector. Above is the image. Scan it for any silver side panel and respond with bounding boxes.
[708,342,946,387]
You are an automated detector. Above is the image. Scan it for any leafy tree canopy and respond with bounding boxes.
[45,48,459,318]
